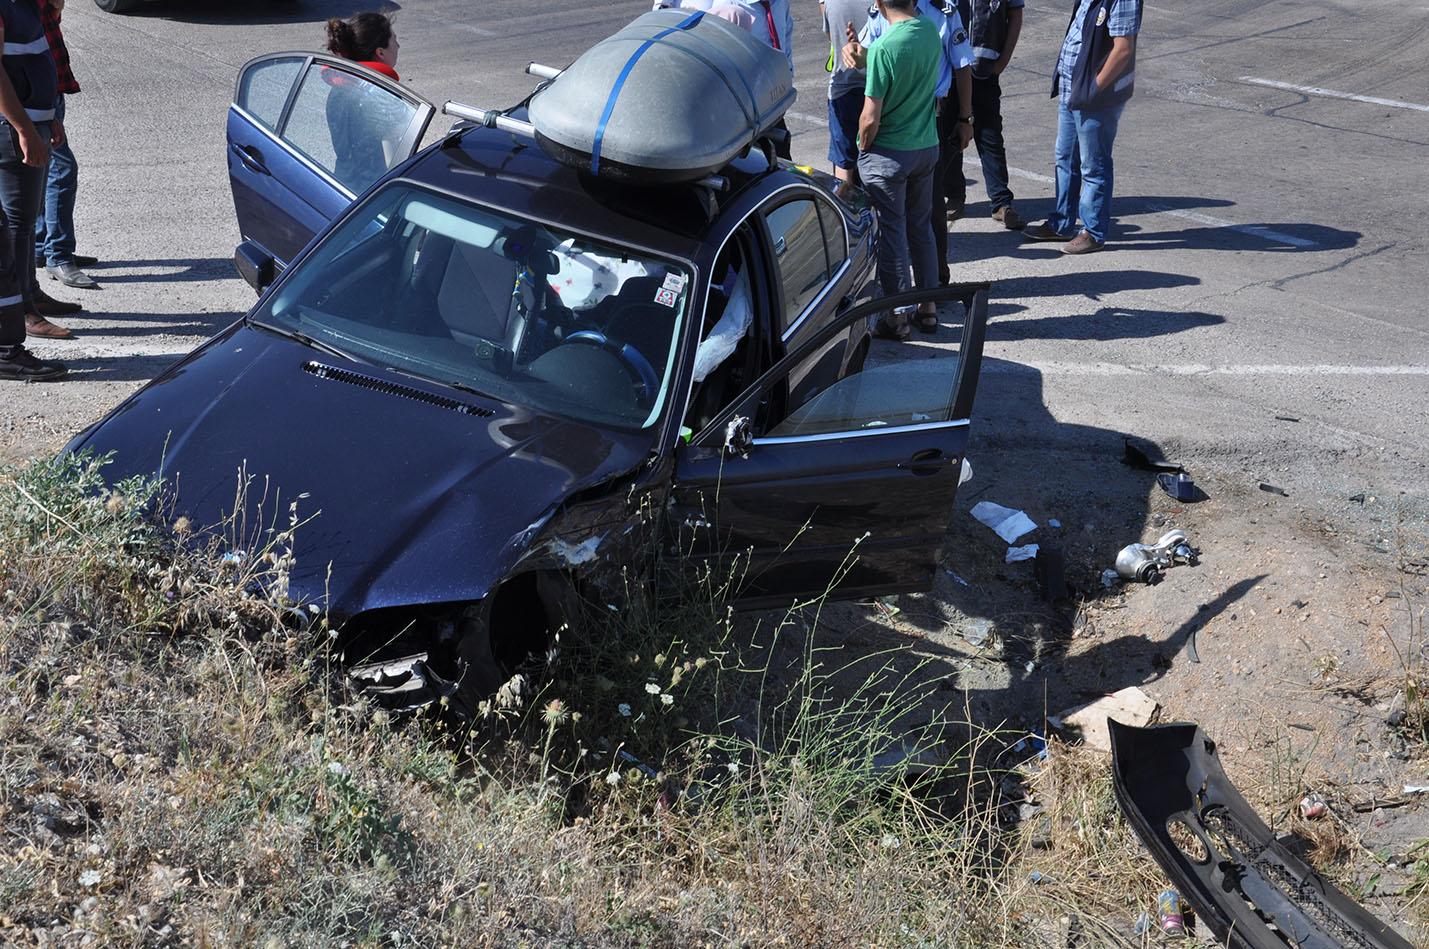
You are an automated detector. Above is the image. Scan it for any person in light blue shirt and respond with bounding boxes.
[1025,0,1141,253]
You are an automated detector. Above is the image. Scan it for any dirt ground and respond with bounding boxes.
[779,437,1429,940]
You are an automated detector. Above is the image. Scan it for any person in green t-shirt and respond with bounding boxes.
[840,0,945,340]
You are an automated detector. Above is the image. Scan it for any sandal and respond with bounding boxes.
[914,311,939,334]
[873,316,910,342]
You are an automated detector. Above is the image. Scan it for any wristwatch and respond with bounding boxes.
[957,115,974,125]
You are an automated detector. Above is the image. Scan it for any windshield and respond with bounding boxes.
[252,184,693,430]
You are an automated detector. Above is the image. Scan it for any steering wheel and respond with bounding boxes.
[564,330,660,403]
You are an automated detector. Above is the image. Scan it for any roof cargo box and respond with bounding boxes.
[528,9,796,184]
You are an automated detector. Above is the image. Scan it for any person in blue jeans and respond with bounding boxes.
[1024,0,1141,254]
[35,0,98,300]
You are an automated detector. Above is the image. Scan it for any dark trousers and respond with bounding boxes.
[35,95,78,267]
[0,123,45,353]
[946,74,1015,213]
[930,103,960,285]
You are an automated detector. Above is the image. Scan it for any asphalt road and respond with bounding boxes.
[13,0,1429,531]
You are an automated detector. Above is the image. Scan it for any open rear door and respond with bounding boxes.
[670,284,989,609]
[227,53,435,285]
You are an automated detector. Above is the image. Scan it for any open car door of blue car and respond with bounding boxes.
[227,52,435,290]
[670,284,988,609]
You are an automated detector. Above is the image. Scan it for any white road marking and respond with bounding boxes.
[1239,76,1429,114]
[1006,167,1317,248]
[984,362,1429,376]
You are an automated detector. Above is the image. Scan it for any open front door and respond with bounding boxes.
[670,285,989,609]
[227,53,436,282]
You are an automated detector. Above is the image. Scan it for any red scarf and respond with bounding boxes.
[357,61,400,81]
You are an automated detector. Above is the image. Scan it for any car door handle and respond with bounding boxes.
[897,448,950,476]
[231,143,270,175]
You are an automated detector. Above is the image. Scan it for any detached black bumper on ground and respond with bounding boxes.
[1111,721,1412,949]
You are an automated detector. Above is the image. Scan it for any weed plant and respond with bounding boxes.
[0,455,1152,946]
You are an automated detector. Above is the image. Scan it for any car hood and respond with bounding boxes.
[73,323,652,616]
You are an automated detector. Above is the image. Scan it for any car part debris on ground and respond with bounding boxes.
[1158,470,1200,502]
[1111,721,1414,949]
[970,500,1038,543]
[1259,481,1290,497]
[1114,529,1196,583]
[1048,686,1158,751]
[1122,437,1183,473]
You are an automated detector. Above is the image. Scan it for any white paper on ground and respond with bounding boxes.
[970,501,1038,543]
[1006,544,1039,563]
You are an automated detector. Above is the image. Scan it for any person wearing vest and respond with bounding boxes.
[820,0,873,186]
[846,0,972,291]
[946,0,1025,230]
[0,0,69,378]
[1024,0,1141,254]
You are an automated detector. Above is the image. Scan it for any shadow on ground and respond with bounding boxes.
[739,354,1266,748]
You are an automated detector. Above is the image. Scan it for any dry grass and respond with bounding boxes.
[0,453,1324,947]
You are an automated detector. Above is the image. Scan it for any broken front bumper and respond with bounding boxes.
[1110,721,1412,949]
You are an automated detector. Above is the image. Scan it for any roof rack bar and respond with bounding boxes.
[526,62,564,80]
[442,101,536,139]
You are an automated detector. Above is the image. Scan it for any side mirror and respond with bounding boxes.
[234,240,276,294]
[722,416,753,458]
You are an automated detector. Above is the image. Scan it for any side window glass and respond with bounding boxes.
[763,199,830,333]
[280,64,420,194]
[816,200,849,274]
[236,56,303,130]
[760,315,967,440]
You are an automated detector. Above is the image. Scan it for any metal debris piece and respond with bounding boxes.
[1258,482,1289,497]
[1115,529,1196,583]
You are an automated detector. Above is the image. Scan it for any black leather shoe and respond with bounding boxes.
[0,346,66,381]
[34,287,83,316]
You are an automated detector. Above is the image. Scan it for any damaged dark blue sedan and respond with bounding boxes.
[68,52,988,707]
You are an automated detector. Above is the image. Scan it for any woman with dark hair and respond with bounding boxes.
[322,12,405,190]
[326,12,400,78]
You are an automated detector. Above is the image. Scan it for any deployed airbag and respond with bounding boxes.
[1110,721,1412,949]
[528,10,796,183]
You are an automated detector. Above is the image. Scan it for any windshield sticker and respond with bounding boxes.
[654,287,679,308]
[661,272,687,294]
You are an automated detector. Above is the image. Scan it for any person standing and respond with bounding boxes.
[654,0,795,157]
[851,0,973,289]
[842,0,944,340]
[947,0,1025,230]
[820,0,871,186]
[1024,0,1141,254]
[35,0,97,302]
[0,0,68,377]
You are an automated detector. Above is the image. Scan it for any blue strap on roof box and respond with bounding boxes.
[529,10,796,184]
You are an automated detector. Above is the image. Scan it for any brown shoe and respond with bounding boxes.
[1023,222,1074,242]
[1061,231,1106,255]
[34,287,83,316]
[992,205,1025,230]
[26,312,74,340]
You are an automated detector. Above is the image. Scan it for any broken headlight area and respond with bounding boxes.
[339,571,578,716]
[1110,721,1412,949]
